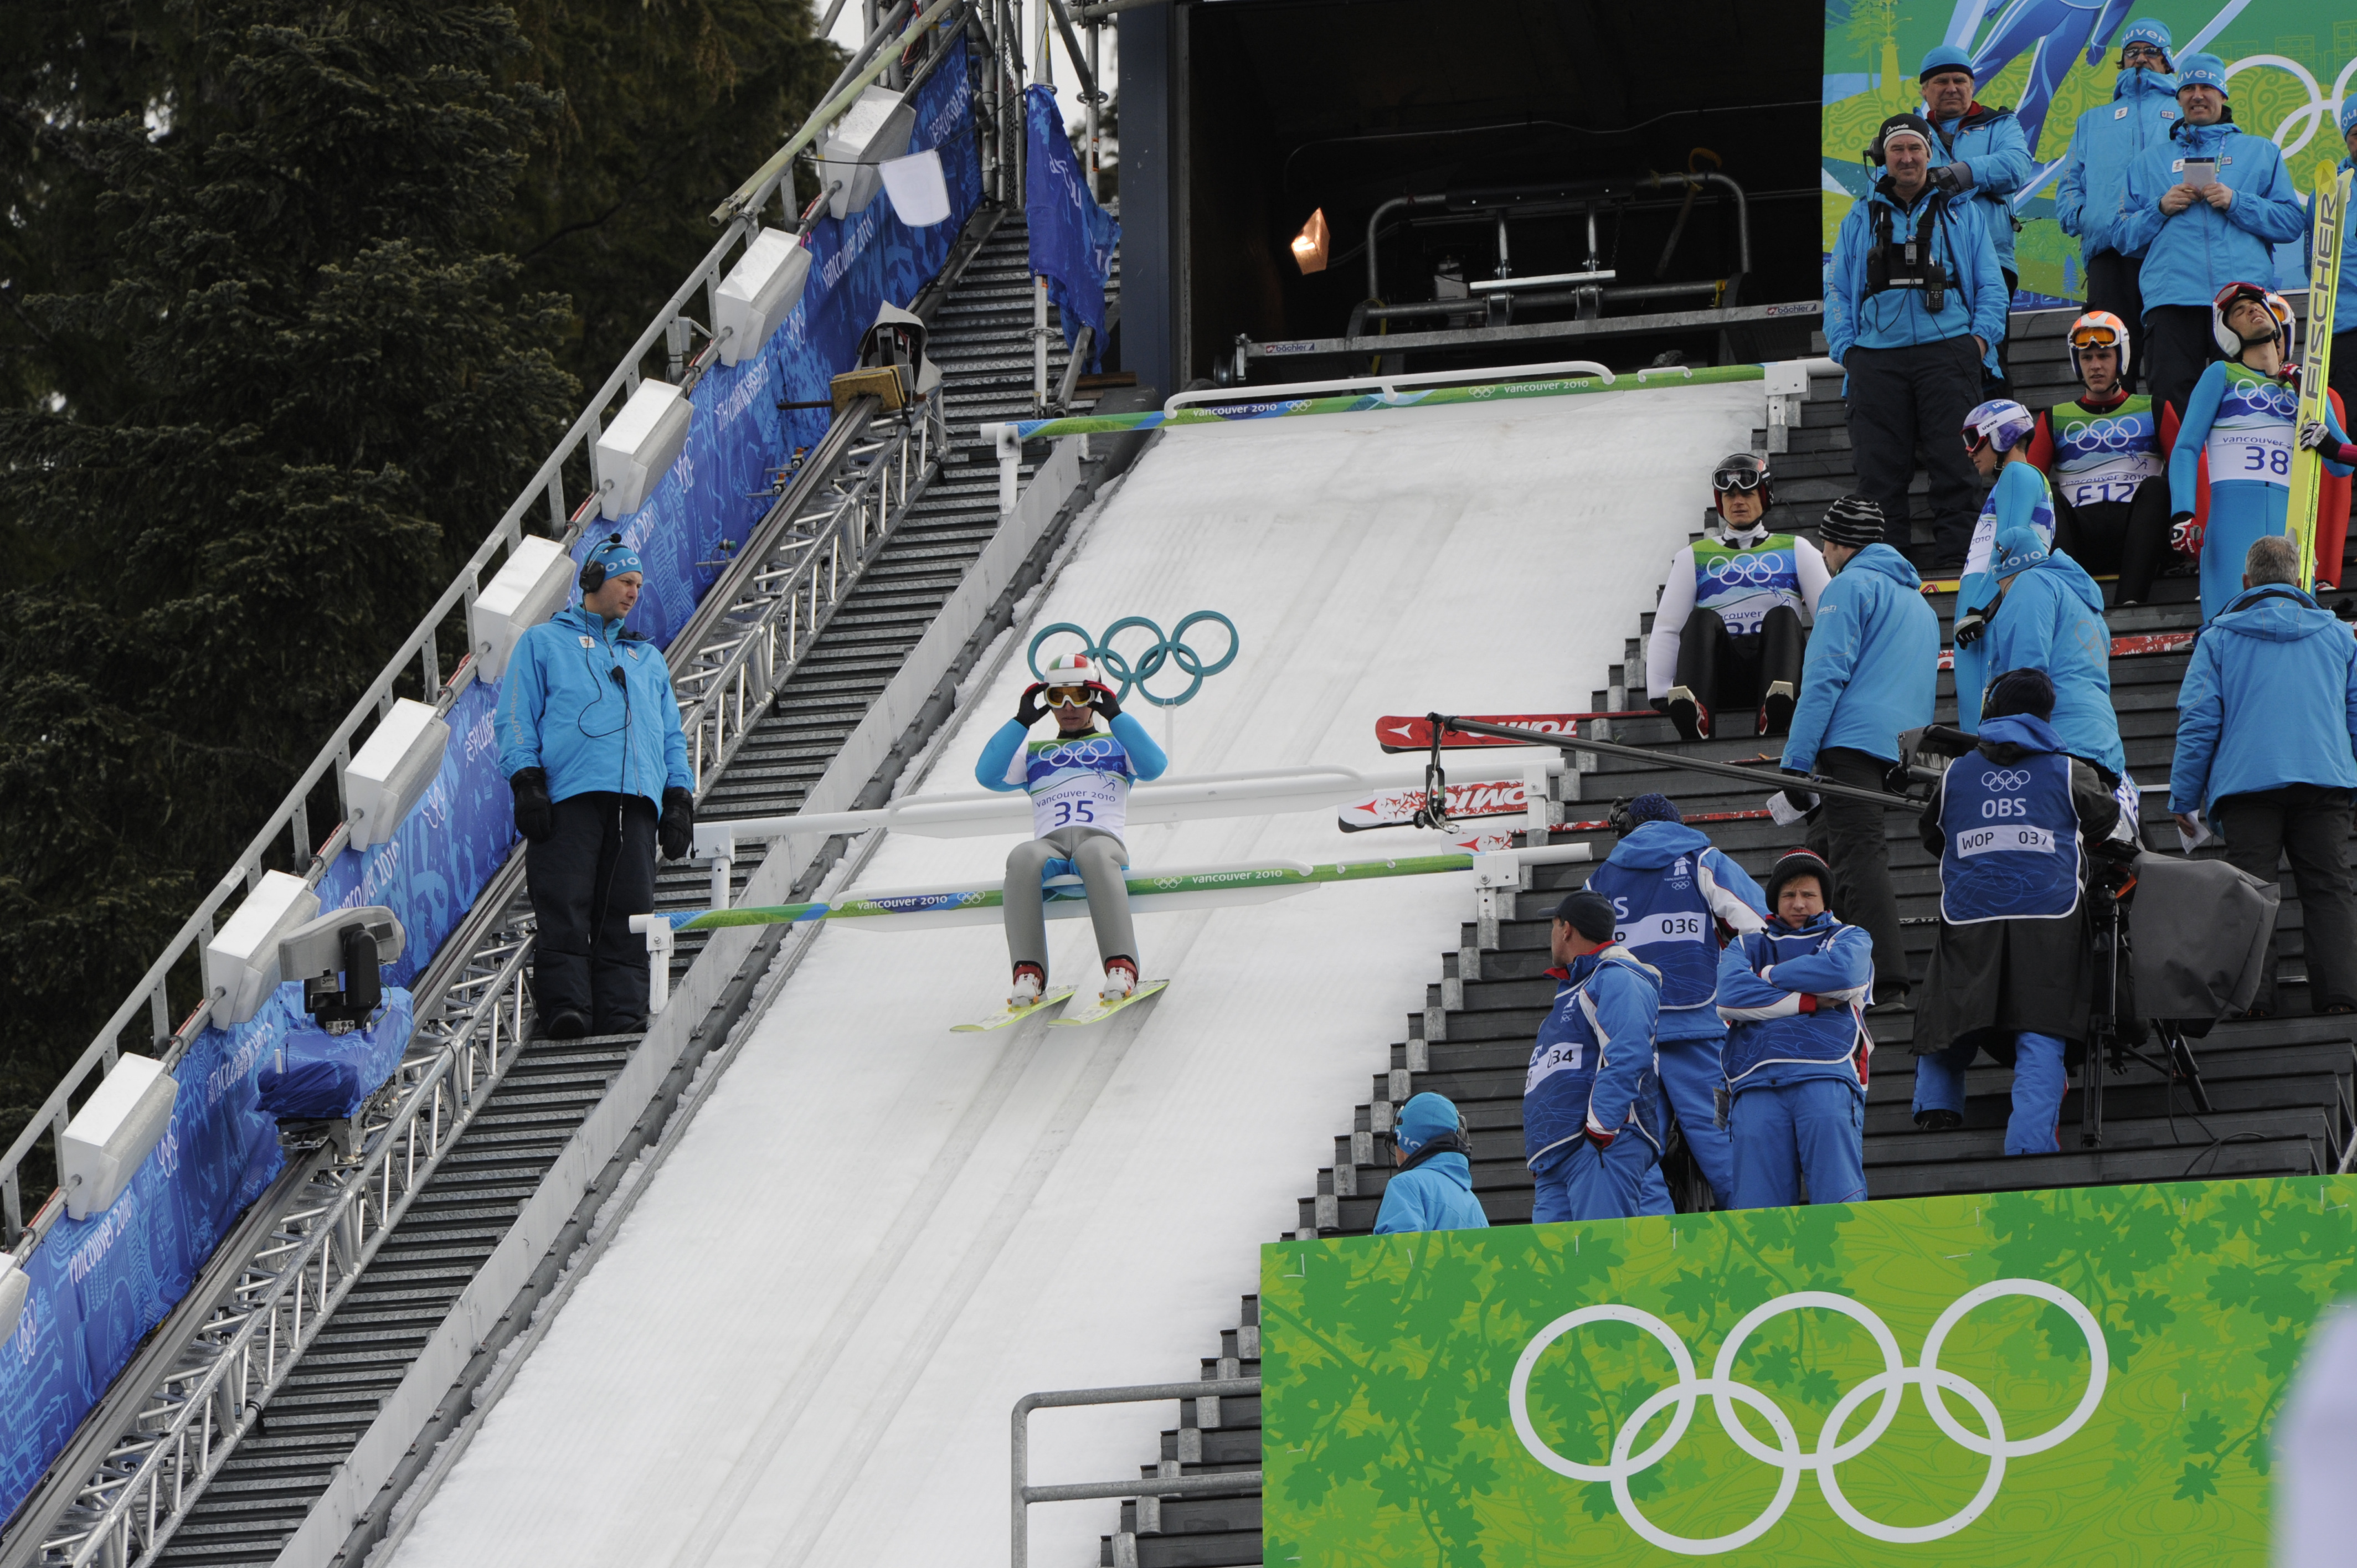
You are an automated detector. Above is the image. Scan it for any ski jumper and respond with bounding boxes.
[1524,945,1670,1223]
[1954,461,2055,731]
[1716,915,1874,1209]
[1584,822,1769,1207]
[1645,523,1829,716]
[2170,361,2354,620]
[2024,393,2179,602]
[975,713,1169,978]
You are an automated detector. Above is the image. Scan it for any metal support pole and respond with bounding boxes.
[1033,275,1049,414]
[1085,20,1103,200]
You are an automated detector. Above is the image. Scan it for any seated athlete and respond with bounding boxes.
[2023,310,2179,606]
[975,652,1169,1009]
[1646,453,1829,741]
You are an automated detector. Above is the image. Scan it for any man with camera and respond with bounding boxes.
[1912,668,2121,1154]
[1825,111,2010,566]
[497,537,696,1040]
[1918,46,2031,391]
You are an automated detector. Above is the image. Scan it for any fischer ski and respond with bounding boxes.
[1375,712,1650,753]
[950,986,1077,1033]
[2293,168,2351,590]
[1049,979,1170,1027]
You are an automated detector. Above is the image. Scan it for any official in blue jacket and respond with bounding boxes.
[2055,20,2181,389]
[1783,497,1939,1005]
[496,537,695,1038]
[1523,890,1669,1223]
[2170,533,2357,1014]
[1585,794,1768,1208]
[2114,54,2309,416]
[1982,528,2127,779]
[1372,1092,1491,1236]
[1717,851,1874,1209]
[1913,670,2121,1154]
[1919,45,2032,388]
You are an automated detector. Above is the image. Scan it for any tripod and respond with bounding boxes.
[2081,864,2214,1147]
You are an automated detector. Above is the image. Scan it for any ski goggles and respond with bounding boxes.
[1044,684,1094,708]
[1711,467,1767,493]
[2068,321,2124,351]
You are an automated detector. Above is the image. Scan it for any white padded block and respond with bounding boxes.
[203,870,322,1025]
[347,699,450,850]
[0,1254,25,1346]
[470,535,575,682]
[61,1054,178,1221]
[716,228,813,367]
[817,85,915,219]
[595,380,692,520]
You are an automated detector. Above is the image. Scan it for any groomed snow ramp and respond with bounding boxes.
[384,380,1761,1567]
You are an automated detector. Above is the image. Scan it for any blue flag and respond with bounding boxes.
[1023,86,1120,373]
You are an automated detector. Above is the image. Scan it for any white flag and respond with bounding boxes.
[879,148,951,226]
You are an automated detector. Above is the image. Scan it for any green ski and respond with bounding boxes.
[1049,979,1170,1028]
[951,986,1077,1033]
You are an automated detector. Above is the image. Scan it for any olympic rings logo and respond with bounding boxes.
[1507,1281,2107,1555]
[1705,553,1789,586]
[1985,768,2031,792]
[2077,416,2143,452]
[1038,737,1119,768]
[1029,612,1241,708]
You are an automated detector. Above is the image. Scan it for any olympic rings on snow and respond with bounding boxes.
[1028,612,1241,708]
[1506,1280,2108,1554]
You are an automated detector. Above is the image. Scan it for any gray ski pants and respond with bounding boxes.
[1003,826,1135,977]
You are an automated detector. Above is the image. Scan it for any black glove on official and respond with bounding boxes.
[1088,682,1122,720]
[510,767,554,844]
[1953,608,1988,649]
[660,786,694,862]
[1015,683,1048,727]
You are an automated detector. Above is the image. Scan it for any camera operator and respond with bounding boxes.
[1912,668,2121,1153]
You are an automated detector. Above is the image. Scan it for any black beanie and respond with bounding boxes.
[1984,667,2057,721]
[1553,889,1618,944]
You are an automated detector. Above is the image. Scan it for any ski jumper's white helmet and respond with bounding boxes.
[2212,281,2294,359]
[1042,652,1105,689]
[2067,310,2131,380]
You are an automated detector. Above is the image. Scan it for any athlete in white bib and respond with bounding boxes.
[974,651,1170,1006]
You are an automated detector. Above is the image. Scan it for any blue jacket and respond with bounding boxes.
[1985,549,2126,776]
[1825,183,2009,372]
[1716,916,1874,1092]
[1523,946,1663,1168]
[1593,822,1768,1044]
[2116,118,2307,310]
[1783,544,1942,771]
[496,605,693,804]
[1372,1095,1490,1236]
[2056,68,2183,261]
[1929,104,2033,274]
[2170,584,2357,816]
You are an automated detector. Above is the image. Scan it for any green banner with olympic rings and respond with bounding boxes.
[1262,1174,2357,1565]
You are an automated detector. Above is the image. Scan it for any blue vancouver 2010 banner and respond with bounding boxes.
[0,32,987,1524]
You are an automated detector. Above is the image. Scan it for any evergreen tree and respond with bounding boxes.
[0,0,578,1142]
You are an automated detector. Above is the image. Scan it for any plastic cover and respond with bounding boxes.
[255,988,416,1121]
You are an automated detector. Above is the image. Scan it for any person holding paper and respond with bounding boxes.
[2170,534,2357,1017]
[2115,54,2308,418]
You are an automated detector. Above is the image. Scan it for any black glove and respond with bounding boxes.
[1015,683,1047,727]
[1649,695,1670,714]
[510,767,554,844]
[1928,163,1969,198]
[1953,608,1988,649]
[660,786,694,862]
[1088,682,1122,720]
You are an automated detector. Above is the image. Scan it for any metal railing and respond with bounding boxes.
[1011,1378,1261,1568]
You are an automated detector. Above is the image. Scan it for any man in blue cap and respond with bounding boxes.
[1522,889,1668,1223]
[1372,1092,1491,1235]
[1918,44,2032,390]
[1585,793,1768,1207]
[2116,52,2308,417]
[2055,19,2181,391]
[497,534,696,1038]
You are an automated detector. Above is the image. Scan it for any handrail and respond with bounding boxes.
[1011,1378,1261,1568]
[1164,357,1617,412]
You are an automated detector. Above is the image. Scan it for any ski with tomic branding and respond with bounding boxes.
[1373,712,1650,752]
[1343,788,1777,834]
[2292,169,2351,591]
[1049,979,1171,1027]
[950,986,1077,1033]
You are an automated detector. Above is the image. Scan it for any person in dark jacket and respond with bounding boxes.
[1372,1092,1491,1236]
[2171,534,2357,1015]
[496,537,695,1039]
[1523,890,1668,1223]
[1716,850,1874,1208]
[1913,669,2122,1153]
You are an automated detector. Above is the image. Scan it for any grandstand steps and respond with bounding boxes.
[1098,1297,1265,1568]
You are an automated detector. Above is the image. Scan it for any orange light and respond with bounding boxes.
[1290,208,1330,275]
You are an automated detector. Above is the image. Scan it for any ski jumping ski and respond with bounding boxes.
[2292,168,2350,590]
[1048,979,1171,1027]
[951,986,1077,1032]
[1375,711,1647,752]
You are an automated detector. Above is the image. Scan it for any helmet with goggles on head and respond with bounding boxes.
[2066,310,2131,384]
[2212,281,2295,360]
[1710,452,1773,516]
[1040,651,1108,709]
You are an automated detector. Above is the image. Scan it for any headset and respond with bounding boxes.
[580,532,625,595]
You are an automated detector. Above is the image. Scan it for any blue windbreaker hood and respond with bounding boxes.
[1604,819,1714,870]
[2020,549,2105,616]
[2212,586,2345,643]
[1846,541,1925,590]
[1977,713,2065,753]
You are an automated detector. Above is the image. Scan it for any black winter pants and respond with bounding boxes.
[1805,746,1911,997]
[1675,605,1805,720]
[2141,304,2215,420]
[528,791,660,1033]
[2052,475,2171,604]
[2083,251,2146,393]
[2215,785,2357,1014]
[1843,338,1985,566]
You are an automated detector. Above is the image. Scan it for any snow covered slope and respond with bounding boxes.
[386,382,1761,1568]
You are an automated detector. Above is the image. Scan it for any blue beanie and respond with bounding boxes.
[1626,792,1683,826]
[1394,1092,1460,1158]
[583,537,644,586]
[2121,18,2172,65]
[2340,97,2357,138]
[1918,44,1974,83]
[1992,526,2050,580]
[2175,53,2229,95]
